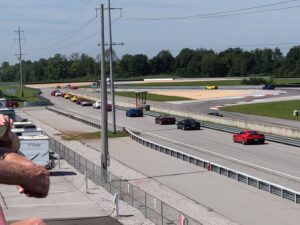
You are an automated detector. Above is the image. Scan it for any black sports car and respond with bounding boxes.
[177,119,200,130]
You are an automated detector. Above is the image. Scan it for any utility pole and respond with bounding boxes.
[99,4,109,181]
[15,27,25,97]
[108,0,116,133]
[107,0,123,133]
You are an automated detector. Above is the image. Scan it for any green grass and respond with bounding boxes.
[221,100,300,121]
[0,86,40,102]
[124,80,242,87]
[273,78,300,85]
[116,91,192,101]
[61,131,128,140]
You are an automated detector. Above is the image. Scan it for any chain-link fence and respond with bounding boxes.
[49,137,202,225]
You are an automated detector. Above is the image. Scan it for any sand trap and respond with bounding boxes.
[149,90,253,100]
[26,82,93,89]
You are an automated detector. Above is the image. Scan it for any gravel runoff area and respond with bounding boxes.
[17,108,239,225]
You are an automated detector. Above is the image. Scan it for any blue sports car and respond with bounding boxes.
[126,108,143,117]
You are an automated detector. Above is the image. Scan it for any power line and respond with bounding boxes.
[32,17,97,51]
[30,17,121,52]
[28,0,96,33]
[121,0,300,21]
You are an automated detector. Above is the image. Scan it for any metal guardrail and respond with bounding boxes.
[46,107,300,204]
[47,107,101,129]
[124,128,300,204]
[49,137,201,225]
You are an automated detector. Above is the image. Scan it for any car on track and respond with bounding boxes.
[51,90,59,96]
[64,93,72,99]
[208,112,223,117]
[70,85,78,90]
[126,108,143,117]
[54,91,63,97]
[233,130,265,145]
[155,115,176,125]
[56,85,61,89]
[92,101,112,111]
[177,118,200,130]
[70,96,79,102]
[75,98,84,104]
[262,84,275,90]
[6,100,19,108]
[80,100,93,106]
[205,85,218,90]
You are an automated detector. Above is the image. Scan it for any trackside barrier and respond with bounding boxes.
[47,107,101,129]
[45,107,300,204]
[125,128,300,204]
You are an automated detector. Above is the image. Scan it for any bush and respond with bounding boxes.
[242,77,267,85]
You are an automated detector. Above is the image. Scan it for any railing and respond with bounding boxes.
[125,128,300,204]
[49,137,202,225]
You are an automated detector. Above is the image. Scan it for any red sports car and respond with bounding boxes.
[6,100,19,108]
[155,115,176,125]
[233,130,265,145]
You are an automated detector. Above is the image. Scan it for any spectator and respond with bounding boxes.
[0,115,49,225]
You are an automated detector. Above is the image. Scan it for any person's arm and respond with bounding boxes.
[0,115,20,153]
[0,153,50,198]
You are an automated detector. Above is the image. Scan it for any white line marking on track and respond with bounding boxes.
[140,131,300,182]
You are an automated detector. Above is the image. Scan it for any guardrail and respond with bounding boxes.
[47,107,101,129]
[46,107,300,204]
[124,128,300,204]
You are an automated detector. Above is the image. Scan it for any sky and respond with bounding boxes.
[1,0,300,65]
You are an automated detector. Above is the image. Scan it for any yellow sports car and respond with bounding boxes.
[205,85,218,90]
[71,96,79,102]
[64,93,72,99]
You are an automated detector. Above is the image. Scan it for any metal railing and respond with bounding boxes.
[125,128,300,204]
[49,137,202,225]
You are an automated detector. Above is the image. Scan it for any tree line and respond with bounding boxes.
[1,46,300,83]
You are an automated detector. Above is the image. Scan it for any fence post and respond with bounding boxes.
[145,192,147,218]
[85,169,88,192]
[161,202,164,225]
[131,185,133,206]
[58,154,61,169]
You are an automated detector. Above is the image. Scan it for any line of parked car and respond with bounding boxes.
[50,89,112,110]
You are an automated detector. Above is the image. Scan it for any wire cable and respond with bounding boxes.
[121,0,300,21]
[31,16,97,51]
[28,0,96,33]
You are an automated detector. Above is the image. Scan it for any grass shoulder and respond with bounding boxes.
[221,100,300,121]
[61,130,128,140]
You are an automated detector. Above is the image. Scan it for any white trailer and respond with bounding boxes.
[13,121,33,129]
[12,127,42,136]
[19,135,51,169]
